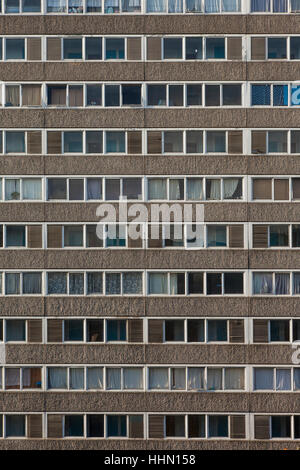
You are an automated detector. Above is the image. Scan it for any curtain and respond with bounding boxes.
[253,273,273,294]
[87,367,103,389]
[187,178,203,200]
[169,179,183,200]
[123,273,142,295]
[294,369,300,390]
[207,368,222,390]
[47,272,67,294]
[22,85,41,106]
[205,0,220,11]
[223,178,239,199]
[149,368,169,389]
[273,0,287,11]
[275,273,290,295]
[5,368,20,389]
[186,0,202,11]
[168,0,183,11]
[87,179,102,200]
[47,0,66,11]
[187,368,205,390]
[5,86,19,106]
[5,273,20,295]
[171,368,186,389]
[148,179,167,199]
[146,0,166,12]
[70,368,84,389]
[222,0,240,10]
[123,368,143,389]
[206,179,221,200]
[105,273,121,294]
[148,273,168,294]
[294,273,300,294]
[224,368,244,390]
[106,368,121,389]
[170,273,184,294]
[291,0,300,11]
[276,369,291,390]
[87,273,103,294]
[23,179,42,200]
[5,179,20,200]
[48,367,67,389]
[87,0,101,10]
[254,368,273,390]
[251,0,270,11]
[69,273,84,295]
[23,273,42,294]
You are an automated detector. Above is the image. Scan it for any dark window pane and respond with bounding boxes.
[64,132,83,153]
[69,179,84,200]
[165,416,185,437]
[187,319,204,342]
[106,179,120,200]
[107,416,126,437]
[86,85,102,106]
[48,178,67,200]
[268,37,286,59]
[6,416,25,437]
[107,320,126,341]
[123,178,142,199]
[187,84,202,106]
[63,38,82,59]
[87,320,103,342]
[87,272,103,294]
[188,272,203,294]
[47,272,67,294]
[252,85,270,106]
[87,179,102,200]
[165,320,184,341]
[23,273,42,294]
[105,85,120,107]
[64,320,83,341]
[6,39,25,59]
[206,38,225,59]
[186,37,202,59]
[206,273,222,295]
[270,320,289,342]
[65,415,84,437]
[6,319,25,341]
[270,225,289,247]
[208,415,228,437]
[147,85,166,106]
[64,226,83,247]
[224,273,243,294]
[86,37,102,60]
[271,416,290,438]
[223,85,241,105]
[291,37,300,59]
[169,85,183,106]
[86,131,102,153]
[293,225,300,247]
[207,320,227,341]
[122,85,141,105]
[6,226,25,247]
[273,85,288,106]
[163,38,182,59]
[87,415,104,437]
[205,85,220,106]
[105,38,124,59]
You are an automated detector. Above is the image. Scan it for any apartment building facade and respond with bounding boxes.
[0,0,300,450]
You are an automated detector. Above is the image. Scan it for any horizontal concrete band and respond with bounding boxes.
[0,250,299,270]
[0,15,298,35]
[0,155,298,176]
[0,391,298,413]
[0,202,299,223]
[2,108,300,129]
[0,296,298,317]
[2,63,300,83]
[4,344,299,365]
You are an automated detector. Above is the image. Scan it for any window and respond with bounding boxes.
[64,320,83,341]
[86,85,102,105]
[163,131,183,153]
[64,226,83,247]
[107,415,126,438]
[105,38,124,59]
[63,132,83,153]
[187,85,202,105]
[207,320,227,342]
[186,37,202,60]
[269,225,289,247]
[5,39,25,60]
[208,415,228,438]
[87,368,103,390]
[6,320,25,341]
[87,320,103,342]
[5,132,25,153]
[165,416,185,438]
[64,416,84,437]
[47,179,67,200]
[63,38,82,59]
[6,226,25,247]
[163,38,182,59]
[271,416,291,438]
[106,131,125,153]
[6,415,25,438]
[268,38,286,59]
[187,319,204,342]
[107,320,126,341]
[291,37,300,59]
[206,38,225,59]
[165,320,184,341]
[206,131,226,152]
[47,0,66,11]
[268,131,287,153]
[87,415,104,438]
[270,320,289,341]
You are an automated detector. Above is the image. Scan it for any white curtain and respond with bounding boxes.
[87,179,102,200]
[5,179,20,200]
[169,179,183,200]
[47,0,66,11]
[168,0,183,11]
[251,0,270,11]
[187,368,205,390]
[224,368,244,390]
[171,368,186,389]
[146,0,166,12]
[253,273,273,294]
[223,178,239,199]
[149,273,168,294]
[186,0,202,11]
[5,368,20,388]
[254,368,273,390]
[87,367,103,389]
[222,0,240,11]
[206,179,221,200]
[170,274,183,295]
[149,368,169,389]
[205,0,220,11]
[187,178,203,200]
[276,369,291,390]
[294,368,300,390]
[70,368,84,389]
[291,0,300,11]
[23,179,42,200]
[148,179,167,199]
[123,368,143,389]
[48,367,67,389]
[106,368,121,389]
[207,368,222,390]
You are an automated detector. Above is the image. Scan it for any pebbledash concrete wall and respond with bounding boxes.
[0,13,300,449]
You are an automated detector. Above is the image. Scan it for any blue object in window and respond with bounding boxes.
[291,85,300,106]
[273,85,288,106]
